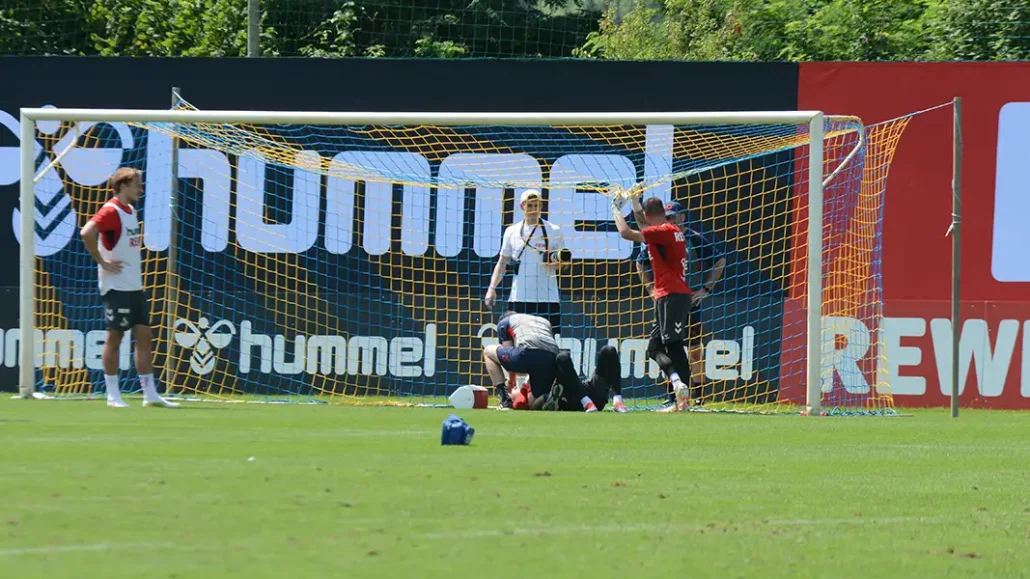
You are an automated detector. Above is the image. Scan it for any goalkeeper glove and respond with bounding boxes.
[611,193,628,213]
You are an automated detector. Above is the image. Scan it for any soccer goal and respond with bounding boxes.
[16,104,905,415]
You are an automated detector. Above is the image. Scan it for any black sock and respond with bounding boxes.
[647,338,676,378]
[665,340,692,381]
[494,381,510,401]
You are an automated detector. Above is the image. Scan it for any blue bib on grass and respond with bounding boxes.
[441,414,475,446]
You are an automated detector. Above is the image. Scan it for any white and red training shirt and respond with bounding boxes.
[90,198,142,295]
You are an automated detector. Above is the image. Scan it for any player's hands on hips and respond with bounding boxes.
[484,287,497,307]
[691,288,708,305]
[101,259,123,273]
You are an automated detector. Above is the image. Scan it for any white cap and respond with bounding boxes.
[519,189,542,205]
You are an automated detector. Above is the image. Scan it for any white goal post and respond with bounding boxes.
[17,107,826,414]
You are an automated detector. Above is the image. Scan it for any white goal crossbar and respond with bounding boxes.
[16,107,826,414]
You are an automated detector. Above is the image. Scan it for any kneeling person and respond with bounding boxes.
[482,312,597,411]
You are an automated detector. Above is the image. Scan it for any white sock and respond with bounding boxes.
[613,394,624,405]
[670,375,689,396]
[580,396,594,409]
[104,375,122,401]
[139,374,159,400]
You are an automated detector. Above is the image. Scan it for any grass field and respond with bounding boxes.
[1,398,1028,578]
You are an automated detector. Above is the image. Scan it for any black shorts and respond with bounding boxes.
[509,301,562,335]
[651,293,698,345]
[496,345,558,398]
[101,290,150,331]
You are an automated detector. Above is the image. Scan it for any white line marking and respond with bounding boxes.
[419,515,951,540]
[0,542,173,557]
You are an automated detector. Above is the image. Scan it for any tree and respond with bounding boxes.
[761,0,930,61]
[577,0,932,62]
[923,1,1030,61]
[576,0,746,60]
[87,0,255,57]
[0,0,99,55]
[7,0,1030,61]
[263,0,601,58]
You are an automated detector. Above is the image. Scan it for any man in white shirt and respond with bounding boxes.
[79,167,178,409]
[484,189,569,335]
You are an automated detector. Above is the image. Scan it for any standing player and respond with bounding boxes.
[79,167,178,408]
[484,190,568,335]
[482,311,597,411]
[634,200,726,410]
[613,196,695,412]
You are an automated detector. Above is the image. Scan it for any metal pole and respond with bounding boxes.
[805,113,825,417]
[247,0,260,57]
[165,87,181,395]
[950,97,963,418]
[18,113,37,398]
[23,108,824,126]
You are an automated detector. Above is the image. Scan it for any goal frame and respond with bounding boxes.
[16,107,826,414]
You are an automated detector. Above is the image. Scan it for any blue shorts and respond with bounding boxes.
[496,346,558,398]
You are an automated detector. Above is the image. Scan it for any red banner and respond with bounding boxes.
[883,300,1030,409]
[799,62,1030,409]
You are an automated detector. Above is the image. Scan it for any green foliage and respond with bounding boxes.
[264,0,601,58]
[86,0,253,57]
[3,0,1030,60]
[576,0,744,60]
[579,0,934,61]
[758,0,931,62]
[923,1,1030,61]
[295,4,359,58]
[0,0,600,58]
[0,0,98,55]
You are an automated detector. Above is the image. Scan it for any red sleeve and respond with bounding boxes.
[91,205,120,233]
[641,223,675,247]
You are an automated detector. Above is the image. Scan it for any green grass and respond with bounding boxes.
[1,398,1028,578]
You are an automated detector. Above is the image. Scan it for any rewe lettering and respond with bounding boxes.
[883,317,1030,398]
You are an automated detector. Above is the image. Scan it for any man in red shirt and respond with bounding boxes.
[614,196,695,411]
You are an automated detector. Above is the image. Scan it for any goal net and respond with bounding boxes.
[17,103,912,414]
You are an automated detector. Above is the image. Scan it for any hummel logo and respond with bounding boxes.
[174,317,236,375]
[5,109,135,257]
[11,164,77,257]
[0,110,41,186]
[674,322,684,333]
